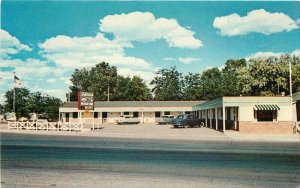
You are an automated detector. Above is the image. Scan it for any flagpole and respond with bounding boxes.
[13,72,16,113]
[289,61,292,102]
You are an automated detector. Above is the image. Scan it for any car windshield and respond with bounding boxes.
[177,115,185,119]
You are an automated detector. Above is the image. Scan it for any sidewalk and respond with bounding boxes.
[1,123,299,143]
[224,130,300,143]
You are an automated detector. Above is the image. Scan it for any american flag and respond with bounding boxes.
[14,75,23,88]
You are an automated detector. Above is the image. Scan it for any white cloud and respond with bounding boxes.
[39,34,150,69]
[291,49,300,57]
[246,49,300,60]
[118,68,156,86]
[31,86,67,101]
[0,58,65,79]
[0,29,32,59]
[163,57,176,61]
[246,51,283,60]
[47,79,57,83]
[100,11,203,49]
[213,9,299,36]
[178,57,201,64]
[163,56,201,64]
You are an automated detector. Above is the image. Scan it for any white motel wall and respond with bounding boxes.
[59,101,202,125]
[193,96,293,134]
[59,96,295,134]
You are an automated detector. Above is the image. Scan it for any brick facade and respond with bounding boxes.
[239,121,293,134]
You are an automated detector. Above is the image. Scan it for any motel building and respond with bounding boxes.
[59,101,202,125]
[193,96,293,134]
[59,96,294,134]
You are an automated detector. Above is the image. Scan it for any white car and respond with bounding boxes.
[115,115,140,124]
[29,113,38,121]
[157,115,175,124]
[18,117,29,122]
[4,112,16,121]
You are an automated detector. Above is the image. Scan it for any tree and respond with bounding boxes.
[4,88,31,118]
[126,76,152,101]
[237,55,300,96]
[69,62,152,101]
[3,88,62,119]
[222,59,246,96]
[200,68,223,100]
[69,62,118,101]
[182,73,202,100]
[150,67,183,100]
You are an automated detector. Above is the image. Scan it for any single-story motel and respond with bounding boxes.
[59,95,300,134]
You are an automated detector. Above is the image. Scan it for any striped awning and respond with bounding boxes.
[254,104,280,111]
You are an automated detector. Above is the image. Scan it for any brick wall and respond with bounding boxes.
[239,121,293,134]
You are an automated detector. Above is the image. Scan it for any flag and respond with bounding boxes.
[14,75,23,88]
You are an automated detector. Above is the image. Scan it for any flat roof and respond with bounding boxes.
[61,101,205,109]
[293,92,300,101]
[193,96,291,110]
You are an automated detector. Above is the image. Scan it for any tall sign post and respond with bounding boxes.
[78,92,94,130]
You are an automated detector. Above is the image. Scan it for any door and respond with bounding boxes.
[65,113,69,122]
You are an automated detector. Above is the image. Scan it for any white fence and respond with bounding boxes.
[8,121,83,131]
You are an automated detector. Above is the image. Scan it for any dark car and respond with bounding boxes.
[170,114,203,128]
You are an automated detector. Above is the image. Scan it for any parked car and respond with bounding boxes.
[4,112,16,122]
[157,115,175,124]
[38,113,50,120]
[170,114,203,128]
[18,117,29,122]
[115,115,140,124]
[29,113,38,121]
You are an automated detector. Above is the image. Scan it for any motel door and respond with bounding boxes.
[66,113,70,122]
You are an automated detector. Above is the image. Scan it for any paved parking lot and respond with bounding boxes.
[94,123,229,141]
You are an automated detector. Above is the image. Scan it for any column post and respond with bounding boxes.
[223,106,226,132]
[205,110,208,127]
[215,107,218,130]
[210,109,212,128]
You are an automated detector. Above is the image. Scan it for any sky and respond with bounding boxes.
[1,1,300,104]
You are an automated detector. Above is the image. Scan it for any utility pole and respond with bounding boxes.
[107,85,110,102]
[13,72,16,113]
[289,60,292,102]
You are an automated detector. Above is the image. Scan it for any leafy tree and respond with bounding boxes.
[69,62,151,101]
[3,88,62,119]
[4,88,31,118]
[150,67,183,100]
[182,73,202,100]
[237,55,300,96]
[126,76,152,101]
[200,68,223,100]
[222,59,246,96]
[70,62,118,101]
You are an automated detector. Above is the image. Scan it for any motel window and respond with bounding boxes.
[133,112,139,117]
[124,112,130,115]
[227,109,231,121]
[296,101,300,121]
[94,112,98,118]
[164,111,170,115]
[102,112,107,118]
[65,113,69,122]
[73,112,78,119]
[256,110,275,122]
[155,111,161,118]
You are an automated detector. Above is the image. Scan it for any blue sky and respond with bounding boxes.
[1,1,300,103]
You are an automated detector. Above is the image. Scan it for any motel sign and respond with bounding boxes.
[78,92,94,110]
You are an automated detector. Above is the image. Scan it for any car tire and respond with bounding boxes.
[200,122,204,127]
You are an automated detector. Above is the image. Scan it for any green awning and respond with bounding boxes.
[254,104,280,111]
